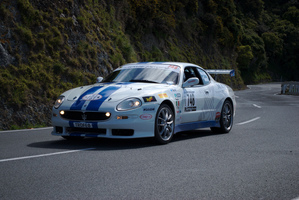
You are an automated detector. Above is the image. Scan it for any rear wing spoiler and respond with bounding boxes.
[206,69,235,77]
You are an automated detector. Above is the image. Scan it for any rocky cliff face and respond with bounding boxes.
[0,0,121,129]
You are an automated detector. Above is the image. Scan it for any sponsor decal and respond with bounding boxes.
[82,94,102,101]
[168,65,179,70]
[215,112,221,121]
[140,114,152,120]
[143,96,157,102]
[158,93,168,98]
[170,89,177,92]
[143,108,155,112]
[185,91,195,94]
[184,93,196,112]
[185,107,196,112]
[176,101,180,107]
[174,93,181,99]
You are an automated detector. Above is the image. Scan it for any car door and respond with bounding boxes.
[196,68,215,121]
[181,66,213,123]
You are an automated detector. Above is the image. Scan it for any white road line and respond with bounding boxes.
[0,127,52,133]
[0,148,95,163]
[253,104,262,108]
[237,117,261,125]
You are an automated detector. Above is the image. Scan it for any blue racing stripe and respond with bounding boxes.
[86,86,121,111]
[70,86,103,110]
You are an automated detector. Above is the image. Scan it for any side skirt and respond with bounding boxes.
[175,120,220,133]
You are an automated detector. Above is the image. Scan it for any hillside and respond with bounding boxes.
[0,0,298,130]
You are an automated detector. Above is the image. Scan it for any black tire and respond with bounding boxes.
[154,104,175,144]
[211,100,233,133]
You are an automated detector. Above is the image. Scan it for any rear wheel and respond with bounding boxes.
[211,100,233,133]
[154,104,175,144]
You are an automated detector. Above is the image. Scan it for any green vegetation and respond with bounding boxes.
[0,0,298,129]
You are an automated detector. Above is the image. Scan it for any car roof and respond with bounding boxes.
[120,62,204,70]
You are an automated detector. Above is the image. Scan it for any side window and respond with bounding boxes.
[184,67,204,85]
[197,68,210,85]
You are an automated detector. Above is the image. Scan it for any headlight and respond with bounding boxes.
[117,98,142,111]
[54,96,65,109]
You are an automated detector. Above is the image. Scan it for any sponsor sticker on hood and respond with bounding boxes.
[82,94,102,101]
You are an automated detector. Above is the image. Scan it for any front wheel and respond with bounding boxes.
[211,100,233,133]
[154,104,175,144]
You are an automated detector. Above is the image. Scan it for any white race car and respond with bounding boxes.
[52,62,236,144]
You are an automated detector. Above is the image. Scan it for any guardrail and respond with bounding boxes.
[281,82,299,95]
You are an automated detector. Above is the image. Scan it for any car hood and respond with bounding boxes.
[65,82,172,102]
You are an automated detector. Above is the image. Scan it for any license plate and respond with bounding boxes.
[73,122,93,128]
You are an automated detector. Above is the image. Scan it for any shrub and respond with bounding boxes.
[17,25,35,47]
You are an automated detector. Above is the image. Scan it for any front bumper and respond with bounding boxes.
[51,106,157,139]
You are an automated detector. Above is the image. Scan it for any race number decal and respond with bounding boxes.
[185,93,196,112]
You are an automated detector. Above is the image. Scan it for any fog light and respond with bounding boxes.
[105,112,111,117]
[60,110,65,115]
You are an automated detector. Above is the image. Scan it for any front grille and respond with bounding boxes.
[61,111,110,121]
[66,127,106,135]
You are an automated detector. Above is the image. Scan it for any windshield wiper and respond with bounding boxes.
[129,79,159,83]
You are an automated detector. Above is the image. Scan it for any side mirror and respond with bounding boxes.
[183,77,199,88]
[96,77,103,83]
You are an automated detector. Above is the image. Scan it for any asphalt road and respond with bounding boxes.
[1,83,299,200]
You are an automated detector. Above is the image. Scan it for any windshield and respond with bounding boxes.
[103,65,180,85]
